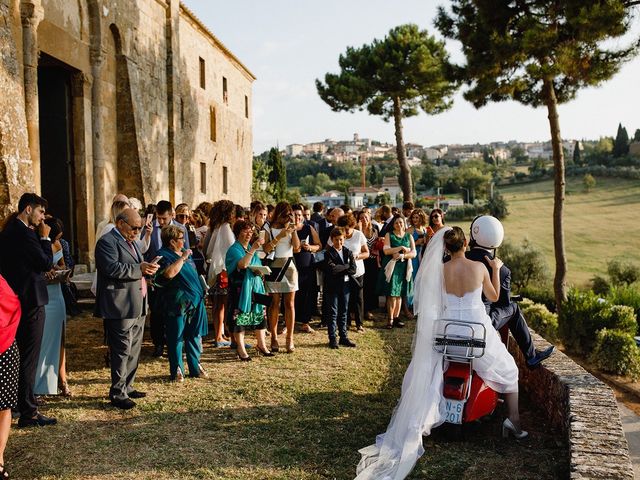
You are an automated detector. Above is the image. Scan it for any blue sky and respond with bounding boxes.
[182,0,640,154]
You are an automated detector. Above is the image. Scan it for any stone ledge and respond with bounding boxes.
[509,331,634,480]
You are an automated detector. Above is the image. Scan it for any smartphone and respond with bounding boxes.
[146,213,154,225]
[151,255,163,264]
[258,230,265,242]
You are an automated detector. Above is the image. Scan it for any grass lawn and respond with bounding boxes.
[497,176,640,287]
[7,313,567,479]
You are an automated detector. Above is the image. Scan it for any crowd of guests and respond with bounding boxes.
[0,192,556,478]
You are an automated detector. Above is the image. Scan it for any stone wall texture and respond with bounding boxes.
[0,0,254,265]
[510,330,634,479]
[0,0,34,219]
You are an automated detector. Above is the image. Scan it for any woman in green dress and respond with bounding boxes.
[225,220,273,361]
[378,215,416,329]
[154,225,208,381]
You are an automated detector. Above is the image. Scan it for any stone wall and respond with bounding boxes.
[0,0,33,219]
[511,331,634,479]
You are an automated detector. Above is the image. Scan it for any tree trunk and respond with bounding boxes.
[543,79,567,312]
[393,96,413,203]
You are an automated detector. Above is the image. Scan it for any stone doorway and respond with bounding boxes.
[37,53,78,257]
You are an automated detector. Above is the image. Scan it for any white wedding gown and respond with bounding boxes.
[355,228,519,480]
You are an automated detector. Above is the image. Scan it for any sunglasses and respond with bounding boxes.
[124,220,142,232]
[176,214,189,219]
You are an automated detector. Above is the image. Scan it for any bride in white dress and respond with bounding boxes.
[355,226,526,480]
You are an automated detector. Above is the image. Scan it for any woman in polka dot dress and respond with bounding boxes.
[0,274,21,479]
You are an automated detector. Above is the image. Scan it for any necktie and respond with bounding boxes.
[127,241,147,297]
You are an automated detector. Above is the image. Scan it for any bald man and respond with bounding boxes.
[95,208,159,409]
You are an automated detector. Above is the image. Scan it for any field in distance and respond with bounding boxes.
[497,176,640,287]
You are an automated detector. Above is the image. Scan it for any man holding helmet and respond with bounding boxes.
[466,215,554,369]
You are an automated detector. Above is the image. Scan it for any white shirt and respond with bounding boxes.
[328,229,367,277]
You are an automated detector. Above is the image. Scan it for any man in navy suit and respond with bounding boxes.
[143,200,189,356]
[466,233,554,369]
[0,193,57,427]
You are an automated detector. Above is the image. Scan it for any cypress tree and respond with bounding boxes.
[267,147,287,202]
[572,141,582,166]
[613,123,630,157]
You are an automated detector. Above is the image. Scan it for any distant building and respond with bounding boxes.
[286,144,304,157]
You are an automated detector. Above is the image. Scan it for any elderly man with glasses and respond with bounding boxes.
[95,208,160,409]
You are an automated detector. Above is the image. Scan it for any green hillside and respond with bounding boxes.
[496,177,640,287]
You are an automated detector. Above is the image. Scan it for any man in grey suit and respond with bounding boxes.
[95,208,159,409]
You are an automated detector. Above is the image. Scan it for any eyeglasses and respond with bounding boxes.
[124,220,142,232]
[176,214,189,219]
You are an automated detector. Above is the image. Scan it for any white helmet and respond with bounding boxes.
[470,215,504,249]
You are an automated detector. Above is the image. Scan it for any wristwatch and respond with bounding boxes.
[41,236,51,242]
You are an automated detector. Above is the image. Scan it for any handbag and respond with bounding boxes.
[265,257,293,283]
[252,292,272,307]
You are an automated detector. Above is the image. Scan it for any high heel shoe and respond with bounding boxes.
[237,354,252,362]
[286,341,295,354]
[502,418,528,439]
[256,346,275,357]
[270,339,280,353]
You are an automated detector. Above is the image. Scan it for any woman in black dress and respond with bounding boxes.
[292,204,321,333]
[357,208,380,319]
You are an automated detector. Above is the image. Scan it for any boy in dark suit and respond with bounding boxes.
[322,227,357,349]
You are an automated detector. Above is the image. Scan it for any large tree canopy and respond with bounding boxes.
[316,24,457,202]
[436,0,639,310]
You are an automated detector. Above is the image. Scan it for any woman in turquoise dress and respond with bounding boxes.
[378,216,416,329]
[35,218,68,395]
[154,225,208,381]
[225,220,272,361]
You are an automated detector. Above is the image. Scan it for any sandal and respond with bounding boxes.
[0,463,9,479]
[59,381,73,397]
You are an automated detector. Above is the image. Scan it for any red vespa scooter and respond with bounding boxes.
[434,320,507,426]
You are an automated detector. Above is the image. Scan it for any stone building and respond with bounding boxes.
[0,0,255,266]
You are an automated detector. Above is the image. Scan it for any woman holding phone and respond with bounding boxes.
[154,225,208,381]
[292,204,321,333]
[263,201,300,353]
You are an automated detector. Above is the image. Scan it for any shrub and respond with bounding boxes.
[590,329,640,379]
[608,260,640,286]
[596,305,637,336]
[559,289,610,354]
[519,284,555,312]
[499,239,550,291]
[487,192,509,219]
[591,274,611,296]
[520,301,559,343]
[607,284,640,325]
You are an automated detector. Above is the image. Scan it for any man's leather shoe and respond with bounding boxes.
[526,345,555,369]
[17,413,57,428]
[128,390,147,399]
[111,398,136,410]
[329,340,339,349]
[393,319,405,328]
[152,346,163,357]
[339,338,356,348]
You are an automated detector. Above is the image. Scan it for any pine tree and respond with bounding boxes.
[613,123,630,157]
[436,0,639,311]
[267,147,287,202]
[316,24,457,203]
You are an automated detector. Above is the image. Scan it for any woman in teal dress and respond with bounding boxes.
[154,225,208,381]
[225,220,272,361]
[35,218,68,395]
[378,216,416,329]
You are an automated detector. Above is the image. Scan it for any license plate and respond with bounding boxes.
[443,399,465,424]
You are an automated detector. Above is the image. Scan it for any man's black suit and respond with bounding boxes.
[322,246,357,343]
[0,217,53,417]
[318,218,334,248]
[465,247,535,361]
